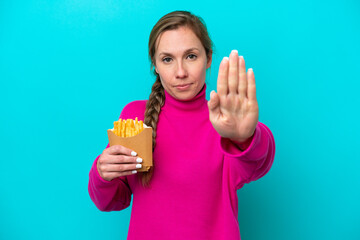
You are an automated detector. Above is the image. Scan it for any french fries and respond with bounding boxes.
[113,117,144,137]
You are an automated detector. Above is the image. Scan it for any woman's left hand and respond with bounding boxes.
[208,50,259,143]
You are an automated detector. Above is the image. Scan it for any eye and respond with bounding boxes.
[162,57,172,63]
[187,54,197,60]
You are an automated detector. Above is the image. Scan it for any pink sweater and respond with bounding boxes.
[88,85,275,240]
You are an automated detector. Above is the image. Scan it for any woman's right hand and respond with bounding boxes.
[97,145,143,181]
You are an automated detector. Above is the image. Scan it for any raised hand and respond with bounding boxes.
[208,50,259,143]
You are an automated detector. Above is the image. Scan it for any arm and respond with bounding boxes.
[88,154,132,211]
[87,100,147,211]
[221,122,275,189]
[208,50,275,189]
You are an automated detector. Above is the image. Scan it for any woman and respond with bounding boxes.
[89,10,275,240]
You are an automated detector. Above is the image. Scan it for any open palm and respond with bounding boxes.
[208,50,259,143]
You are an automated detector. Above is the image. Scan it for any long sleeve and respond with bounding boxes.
[220,122,275,190]
[88,100,147,212]
[88,155,132,211]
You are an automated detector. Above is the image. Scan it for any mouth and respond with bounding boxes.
[175,83,192,90]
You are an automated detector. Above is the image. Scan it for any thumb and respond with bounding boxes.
[208,90,220,112]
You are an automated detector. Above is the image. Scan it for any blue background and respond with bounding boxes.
[1,0,359,239]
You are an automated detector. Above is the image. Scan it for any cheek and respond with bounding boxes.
[194,64,207,80]
[158,71,170,84]
[158,71,173,90]
[158,67,174,83]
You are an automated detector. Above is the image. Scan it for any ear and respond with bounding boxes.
[206,51,213,69]
[153,62,159,74]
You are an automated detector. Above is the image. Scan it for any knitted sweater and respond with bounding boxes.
[88,85,275,240]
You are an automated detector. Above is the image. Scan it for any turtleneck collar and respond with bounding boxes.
[162,84,208,113]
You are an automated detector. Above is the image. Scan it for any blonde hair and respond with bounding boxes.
[139,10,213,187]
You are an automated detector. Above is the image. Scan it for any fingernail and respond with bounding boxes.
[136,164,142,169]
[223,57,229,61]
[231,49,238,54]
[131,151,137,156]
[132,170,137,174]
[136,157,143,163]
[239,55,244,60]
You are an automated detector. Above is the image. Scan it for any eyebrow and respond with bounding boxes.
[158,48,201,57]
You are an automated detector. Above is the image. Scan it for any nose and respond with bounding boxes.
[176,61,188,79]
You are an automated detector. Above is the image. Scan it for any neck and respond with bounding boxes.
[162,84,208,113]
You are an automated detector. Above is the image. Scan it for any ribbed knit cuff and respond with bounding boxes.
[220,123,261,160]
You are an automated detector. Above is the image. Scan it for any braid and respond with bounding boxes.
[144,75,165,149]
[139,75,165,187]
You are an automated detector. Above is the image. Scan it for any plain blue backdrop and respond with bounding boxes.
[1,0,359,239]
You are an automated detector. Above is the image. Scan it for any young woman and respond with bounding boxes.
[89,10,275,240]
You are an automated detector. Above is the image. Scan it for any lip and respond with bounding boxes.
[175,83,192,90]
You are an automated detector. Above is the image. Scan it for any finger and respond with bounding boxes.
[118,170,138,176]
[208,90,221,115]
[238,56,247,98]
[107,155,142,164]
[102,170,138,181]
[217,57,229,96]
[228,50,239,94]
[105,145,137,156]
[103,163,142,172]
[247,68,257,101]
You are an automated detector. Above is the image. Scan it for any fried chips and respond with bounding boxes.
[113,117,144,137]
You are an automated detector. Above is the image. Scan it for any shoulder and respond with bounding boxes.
[119,100,148,121]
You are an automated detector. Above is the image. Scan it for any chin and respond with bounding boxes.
[175,92,197,100]
[167,83,203,100]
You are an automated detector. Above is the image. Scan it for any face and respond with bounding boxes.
[154,26,212,100]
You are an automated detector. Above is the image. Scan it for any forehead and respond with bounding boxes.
[155,26,204,54]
